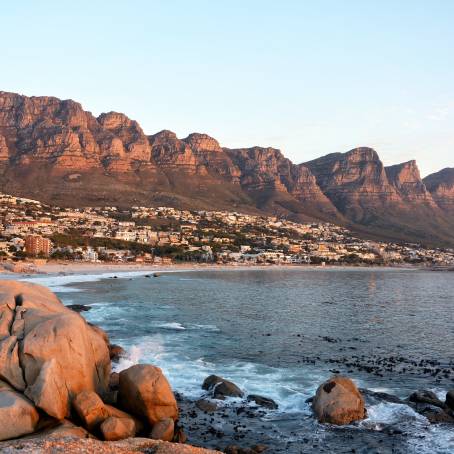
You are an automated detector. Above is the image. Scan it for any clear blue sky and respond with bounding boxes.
[2,0,454,175]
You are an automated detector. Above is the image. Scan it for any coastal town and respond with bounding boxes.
[0,192,453,271]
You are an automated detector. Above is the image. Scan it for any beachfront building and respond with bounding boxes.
[25,235,52,257]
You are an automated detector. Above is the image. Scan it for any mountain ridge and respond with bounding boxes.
[0,91,453,246]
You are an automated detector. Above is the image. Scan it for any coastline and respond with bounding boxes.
[0,260,421,276]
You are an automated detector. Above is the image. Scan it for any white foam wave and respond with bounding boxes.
[156,322,186,330]
[19,270,159,293]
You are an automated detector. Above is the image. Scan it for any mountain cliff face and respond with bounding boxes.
[424,168,454,215]
[0,91,453,246]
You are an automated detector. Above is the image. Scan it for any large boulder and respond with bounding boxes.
[0,281,111,419]
[312,376,366,425]
[118,364,178,425]
[0,388,39,441]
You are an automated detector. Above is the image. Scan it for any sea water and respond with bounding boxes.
[19,268,454,453]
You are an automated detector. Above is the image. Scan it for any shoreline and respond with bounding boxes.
[0,260,422,276]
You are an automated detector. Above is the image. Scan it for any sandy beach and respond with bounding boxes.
[0,260,420,277]
[0,261,294,276]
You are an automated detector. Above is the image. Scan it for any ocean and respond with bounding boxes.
[18,267,454,453]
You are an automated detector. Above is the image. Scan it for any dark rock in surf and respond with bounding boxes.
[246,395,278,410]
[445,389,454,410]
[109,344,126,363]
[66,304,92,313]
[409,390,445,409]
[202,375,243,399]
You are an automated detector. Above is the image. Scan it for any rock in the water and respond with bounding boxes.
[118,364,178,425]
[66,304,91,313]
[109,344,126,363]
[100,416,136,441]
[0,389,39,441]
[416,405,454,424]
[312,376,366,425]
[202,375,243,399]
[150,417,174,442]
[446,390,454,410]
[24,358,68,419]
[73,390,109,431]
[409,390,445,409]
[247,395,278,410]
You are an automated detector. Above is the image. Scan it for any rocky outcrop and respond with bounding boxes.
[1,91,454,246]
[424,168,454,214]
[306,148,454,244]
[0,280,220,452]
[0,280,110,426]
[312,376,366,425]
[183,133,222,153]
[385,160,435,204]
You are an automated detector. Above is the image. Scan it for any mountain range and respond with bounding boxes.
[0,91,453,246]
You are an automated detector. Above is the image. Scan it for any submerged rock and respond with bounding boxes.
[196,398,218,412]
[66,304,92,313]
[312,376,366,425]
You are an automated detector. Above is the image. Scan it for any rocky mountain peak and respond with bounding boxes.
[385,160,433,202]
[183,133,222,152]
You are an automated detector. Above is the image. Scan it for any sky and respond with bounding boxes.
[1,0,454,176]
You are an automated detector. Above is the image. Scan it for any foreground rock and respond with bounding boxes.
[119,364,179,424]
[0,280,111,428]
[0,281,190,448]
[0,437,221,453]
[312,376,366,425]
